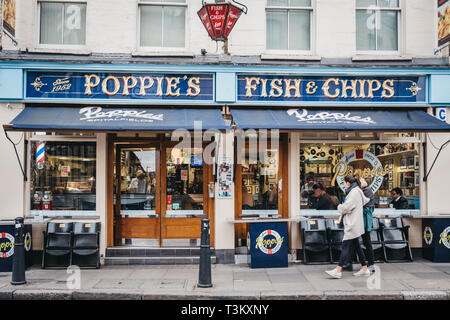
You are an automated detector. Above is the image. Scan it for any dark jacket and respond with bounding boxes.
[391,196,409,209]
[362,187,375,208]
[313,193,336,210]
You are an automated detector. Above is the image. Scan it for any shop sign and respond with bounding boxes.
[238,75,426,103]
[332,150,388,193]
[0,232,14,258]
[249,222,288,268]
[439,226,450,249]
[423,226,433,246]
[27,72,214,101]
[79,107,164,123]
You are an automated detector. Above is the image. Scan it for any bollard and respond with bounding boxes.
[11,217,26,285]
[197,218,212,288]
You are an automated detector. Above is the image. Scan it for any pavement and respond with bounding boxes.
[1,258,450,300]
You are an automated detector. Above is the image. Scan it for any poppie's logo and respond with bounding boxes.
[287,109,376,125]
[255,229,284,255]
[79,107,164,122]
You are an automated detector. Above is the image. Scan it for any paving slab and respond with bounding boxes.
[323,290,404,300]
[402,291,448,300]
[260,290,323,300]
[13,289,73,300]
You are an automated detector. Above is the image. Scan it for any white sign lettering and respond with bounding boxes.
[287,108,376,125]
[79,107,164,122]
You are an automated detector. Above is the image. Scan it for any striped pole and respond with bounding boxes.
[36,142,45,169]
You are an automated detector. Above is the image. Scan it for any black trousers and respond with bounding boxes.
[338,237,367,268]
[361,231,375,267]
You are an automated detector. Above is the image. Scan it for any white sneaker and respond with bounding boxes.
[353,268,371,277]
[325,268,342,279]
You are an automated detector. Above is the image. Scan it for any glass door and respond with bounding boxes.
[115,145,160,246]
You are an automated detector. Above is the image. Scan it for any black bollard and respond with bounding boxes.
[197,218,212,288]
[11,217,26,285]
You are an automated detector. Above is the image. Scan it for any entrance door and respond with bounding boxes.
[113,141,214,247]
[115,144,161,246]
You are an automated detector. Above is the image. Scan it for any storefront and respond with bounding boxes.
[2,63,450,264]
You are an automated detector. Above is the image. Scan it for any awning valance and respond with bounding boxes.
[5,106,231,131]
[230,108,450,131]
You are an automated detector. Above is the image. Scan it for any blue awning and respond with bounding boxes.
[231,108,450,131]
[7,106,230,131]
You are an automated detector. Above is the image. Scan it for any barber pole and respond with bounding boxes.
[36,142,45,169]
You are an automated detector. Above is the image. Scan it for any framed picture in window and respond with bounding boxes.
[388,171,393,181]
[408,157,415,169]
[414,172,420,187]
[414,155,419,169]
[400,158,407,169]
[246,186,252,194]
[388,182,393,191]
[254,185,260,194]
[388,159,393,170]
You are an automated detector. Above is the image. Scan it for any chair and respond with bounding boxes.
[72,222,101,268]
[300,219,330,264]
[359,218,384,263]
[379,217,413,262]
[326,219,358,264]
[42,222,73,268]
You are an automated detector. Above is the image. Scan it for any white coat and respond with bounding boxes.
[337,187,370,241]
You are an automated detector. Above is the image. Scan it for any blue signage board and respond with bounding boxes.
[249,222,288,268]
[26,71,214,101]
[238,75,426,103]
[423,218,450,262]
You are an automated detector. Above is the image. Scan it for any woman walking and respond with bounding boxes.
[360,177,376,272]
[325,174,370,279]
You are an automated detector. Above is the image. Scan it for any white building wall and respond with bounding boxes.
[0,103,25,221]
[1,0,441,58]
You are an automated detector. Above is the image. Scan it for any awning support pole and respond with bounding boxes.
[423,139,450,182]
[3,128,27,182]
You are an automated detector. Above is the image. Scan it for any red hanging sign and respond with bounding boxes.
[197,1,246,41]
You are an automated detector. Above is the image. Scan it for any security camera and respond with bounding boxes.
[201,49,207,56]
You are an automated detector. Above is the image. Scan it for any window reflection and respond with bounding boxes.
[30,141,96,212]
[242,149,279,211]
[166,148,204,211]
[120,148,156,212]
[300,142,420,210]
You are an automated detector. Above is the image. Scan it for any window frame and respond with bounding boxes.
[137,0,188,52]
[265,0,315,55]
[355,0,402,55]
[36,0,88,50]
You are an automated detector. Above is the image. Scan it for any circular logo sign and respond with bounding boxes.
[255,229,284,255]
[423,226,433,246]
[439,226,450,249]
[333,150,387,193]
[24,232,32,252]
[0,232,14,258]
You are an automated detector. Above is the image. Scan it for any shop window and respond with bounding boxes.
[139,0,186,49]
[39,2,86,45]
[300,142,420,211]
[356,0,400,52]
[241,147,279,214]
[30,141,96,215]
[266,0,313,52]
[166,147,203,214]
